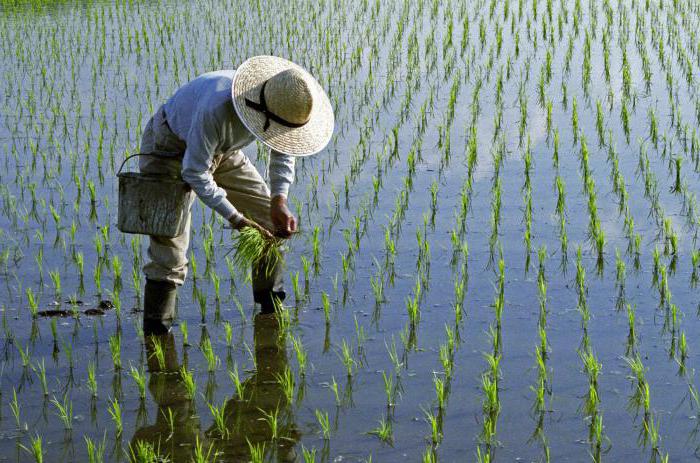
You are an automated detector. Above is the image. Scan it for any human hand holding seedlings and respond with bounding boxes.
[270,195,297,239]
[229,215,273,240]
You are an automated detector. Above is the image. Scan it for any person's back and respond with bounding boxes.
[162,70,255,152]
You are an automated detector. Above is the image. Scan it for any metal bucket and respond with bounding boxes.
[117,154,193,238]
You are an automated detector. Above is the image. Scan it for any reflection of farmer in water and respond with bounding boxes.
[131,313,299,462]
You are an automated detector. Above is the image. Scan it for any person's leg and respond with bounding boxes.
[138,116,192,333]
[213,151,286,313]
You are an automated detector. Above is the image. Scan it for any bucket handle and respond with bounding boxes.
[117,153,180,176]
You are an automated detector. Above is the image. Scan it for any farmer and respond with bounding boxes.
[138,56,333,335]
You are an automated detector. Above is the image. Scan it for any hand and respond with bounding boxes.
[270,195,297,239]
[230,216,273,240]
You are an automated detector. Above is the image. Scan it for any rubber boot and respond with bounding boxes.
[143,279,177,335]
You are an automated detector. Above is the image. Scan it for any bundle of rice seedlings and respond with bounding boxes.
[231,227,283,277]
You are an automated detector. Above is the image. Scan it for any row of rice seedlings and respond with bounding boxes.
[529,246,551,461]
[475,257,505,461]
[574,248,608,461]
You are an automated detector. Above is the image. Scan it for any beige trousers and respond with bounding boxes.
[139,106,282,293]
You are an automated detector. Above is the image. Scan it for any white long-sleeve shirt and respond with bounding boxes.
[162,70,295,220]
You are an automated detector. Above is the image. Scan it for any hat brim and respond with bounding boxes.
[232,56,334,157]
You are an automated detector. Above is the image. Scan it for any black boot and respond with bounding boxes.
[143,279,177,335]
[252,247,286,314]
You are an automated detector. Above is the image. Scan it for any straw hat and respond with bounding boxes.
[232,56,334,157]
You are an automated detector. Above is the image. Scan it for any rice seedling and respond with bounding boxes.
[321,291,331,325]
[19,434,43,463]
[208,400,229,438]
[302,446,317,463]
[26,287,39,318]
[260,406,280,440]
[148,336,166,371]
[86,362,98,397]
[200,337,220,372]
[223,321,233,347]
[10,387,22,429]
[180,320,190,347]
[180,367,197,400]
[192,436,215,463]
[248,440,265,463]
[129,364,147,401]
[231,227,283,278]
[292,336,308,376]
[338,339,356,377]
[84,434,106,463]
[109,333,121,370]
[275,366,295,404]
[51,392,73,430]
[316,408,331,440]
[107,397,122,436]
[368,416,393,444]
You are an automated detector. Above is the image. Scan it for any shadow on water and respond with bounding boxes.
[130,313,299,462]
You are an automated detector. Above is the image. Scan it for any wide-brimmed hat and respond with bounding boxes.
[232,56,334,157]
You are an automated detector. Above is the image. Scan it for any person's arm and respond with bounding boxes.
[269,150,295,199]
[269,150,297,238]
[181,108,244,225]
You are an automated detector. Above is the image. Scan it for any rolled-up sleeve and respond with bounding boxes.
[181,108,238,220]
[269,150,296,198]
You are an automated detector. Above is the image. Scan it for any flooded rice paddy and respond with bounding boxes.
[1,0,700,461]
